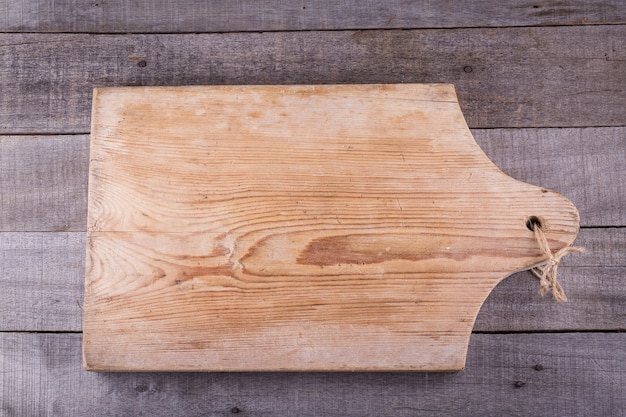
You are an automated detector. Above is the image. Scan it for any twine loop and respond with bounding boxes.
[530,222,584,302]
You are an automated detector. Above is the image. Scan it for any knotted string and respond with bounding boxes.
[530,223,584,302]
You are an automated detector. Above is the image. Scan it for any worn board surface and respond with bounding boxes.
[2,0,625,32]
[2,128,623,233]
[1,0,624,414]
[4,332,626,417]
[3,228,624,333]
[84,84,579,371]
[1,25,625,134]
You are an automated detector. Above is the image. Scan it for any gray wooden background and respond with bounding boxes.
[1,1,624,416]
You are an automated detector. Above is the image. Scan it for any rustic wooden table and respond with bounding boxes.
[1,1,624,416]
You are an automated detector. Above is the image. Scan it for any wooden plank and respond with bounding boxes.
[0,25,624,134]
[0,135,89,232]
[473,127,626,227]
[475,266,626,331]
[1,332,624,416]
[0,232,85,332]
[1,128,622,233]
[1,228,623,332]
[1,0,624,33]
[83,84,581,371]
[474,227,626,331]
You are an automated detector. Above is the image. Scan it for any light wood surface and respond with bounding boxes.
[84,84,579,371]
[3,228,623,332]
[1,1,623,414]
[2,128,623,233]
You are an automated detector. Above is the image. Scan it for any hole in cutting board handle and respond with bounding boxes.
[526,216,544,231]
[83,84,583,372]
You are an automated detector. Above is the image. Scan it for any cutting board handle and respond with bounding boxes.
[84,84,581,371]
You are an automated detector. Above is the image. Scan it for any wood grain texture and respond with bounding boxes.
[2,0,624,33]
[0,1,622,413]
[0,232,85,331]
[474,127,626,227]
[3,332,625,416]
[1,228,623,332]
[474,227,626,332]
[83,84,580,371]
[1,25,624,134]
[475,267,626,331]
[1,128,623,232]
[0,135,89,232]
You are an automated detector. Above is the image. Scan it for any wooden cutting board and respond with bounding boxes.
[84,84,579,371]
